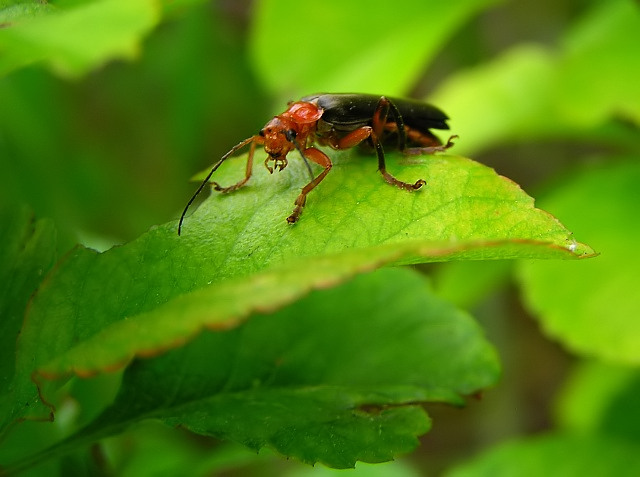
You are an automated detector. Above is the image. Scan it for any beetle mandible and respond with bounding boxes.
[178,93,456,234]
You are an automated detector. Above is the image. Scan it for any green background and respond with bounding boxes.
[1,0,639,475]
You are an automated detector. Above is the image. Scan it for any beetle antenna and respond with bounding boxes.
[178,136,256,235]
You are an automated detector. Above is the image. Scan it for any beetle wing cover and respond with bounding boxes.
[303,93,449,131]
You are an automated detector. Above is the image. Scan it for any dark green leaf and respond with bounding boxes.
[33,268,498,470]
[0,206,57,432]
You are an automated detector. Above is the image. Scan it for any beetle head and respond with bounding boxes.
[260,117,297,158]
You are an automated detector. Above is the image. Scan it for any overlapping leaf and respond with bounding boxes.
[15,268,498,471]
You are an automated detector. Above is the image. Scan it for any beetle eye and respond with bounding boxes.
[259,129,265,137]
[285,129,297,142]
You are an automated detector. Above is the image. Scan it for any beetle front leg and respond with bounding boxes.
[287,148,332,224]
[212,137,260,193]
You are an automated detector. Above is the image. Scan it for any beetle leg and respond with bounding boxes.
[287,147,332,224]
[389,123,457,154]
[371,129,425,191]
[212,137,261,193]
[325,125,424,191]
[371,97,426,188]
[373,97,407,150]
[404,135,457,154]
[178,135,261,235]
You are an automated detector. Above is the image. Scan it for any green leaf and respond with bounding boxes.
[0,205,58,430]
[177,151,593,261]
[445,434,640,477]
[249,0,497,100]
[431,45,559,155]
[517,159,640,363]
[283,460,422,477]
[557,0,640,126]
[431,260,513,309]
[22,269,499,470]
[431,0,640,155]
[0,0,159,77]
[0,2,54,24]
[0,6,269,241]
[556,361,640,440]
[4,151,592,436]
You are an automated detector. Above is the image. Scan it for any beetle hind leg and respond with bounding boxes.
[403,130,458,155]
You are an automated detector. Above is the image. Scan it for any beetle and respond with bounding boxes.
[178,93,456,235]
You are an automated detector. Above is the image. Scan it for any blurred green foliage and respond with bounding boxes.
[1,0,640,475]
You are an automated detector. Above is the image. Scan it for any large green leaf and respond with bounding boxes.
[3,151,592,437]
[10,268,499,471]
[0,0,159,77]
[518,160,640,363]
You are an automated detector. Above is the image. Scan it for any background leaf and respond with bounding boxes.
[431,0,640,156]
[0,4,268,242]
[556,361,640,439]
[556,0,640,126]
[445,434,640,477]
[0,206,58,430]
[249,0,497,101]
[517,160,640,363]
[0,0,159,77]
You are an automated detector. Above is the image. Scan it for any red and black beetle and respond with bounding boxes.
[178,93,456,234]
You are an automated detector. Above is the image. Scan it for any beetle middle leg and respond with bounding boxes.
[371,97,425,190]
[287,147,332,224]
[325,122,424,191]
